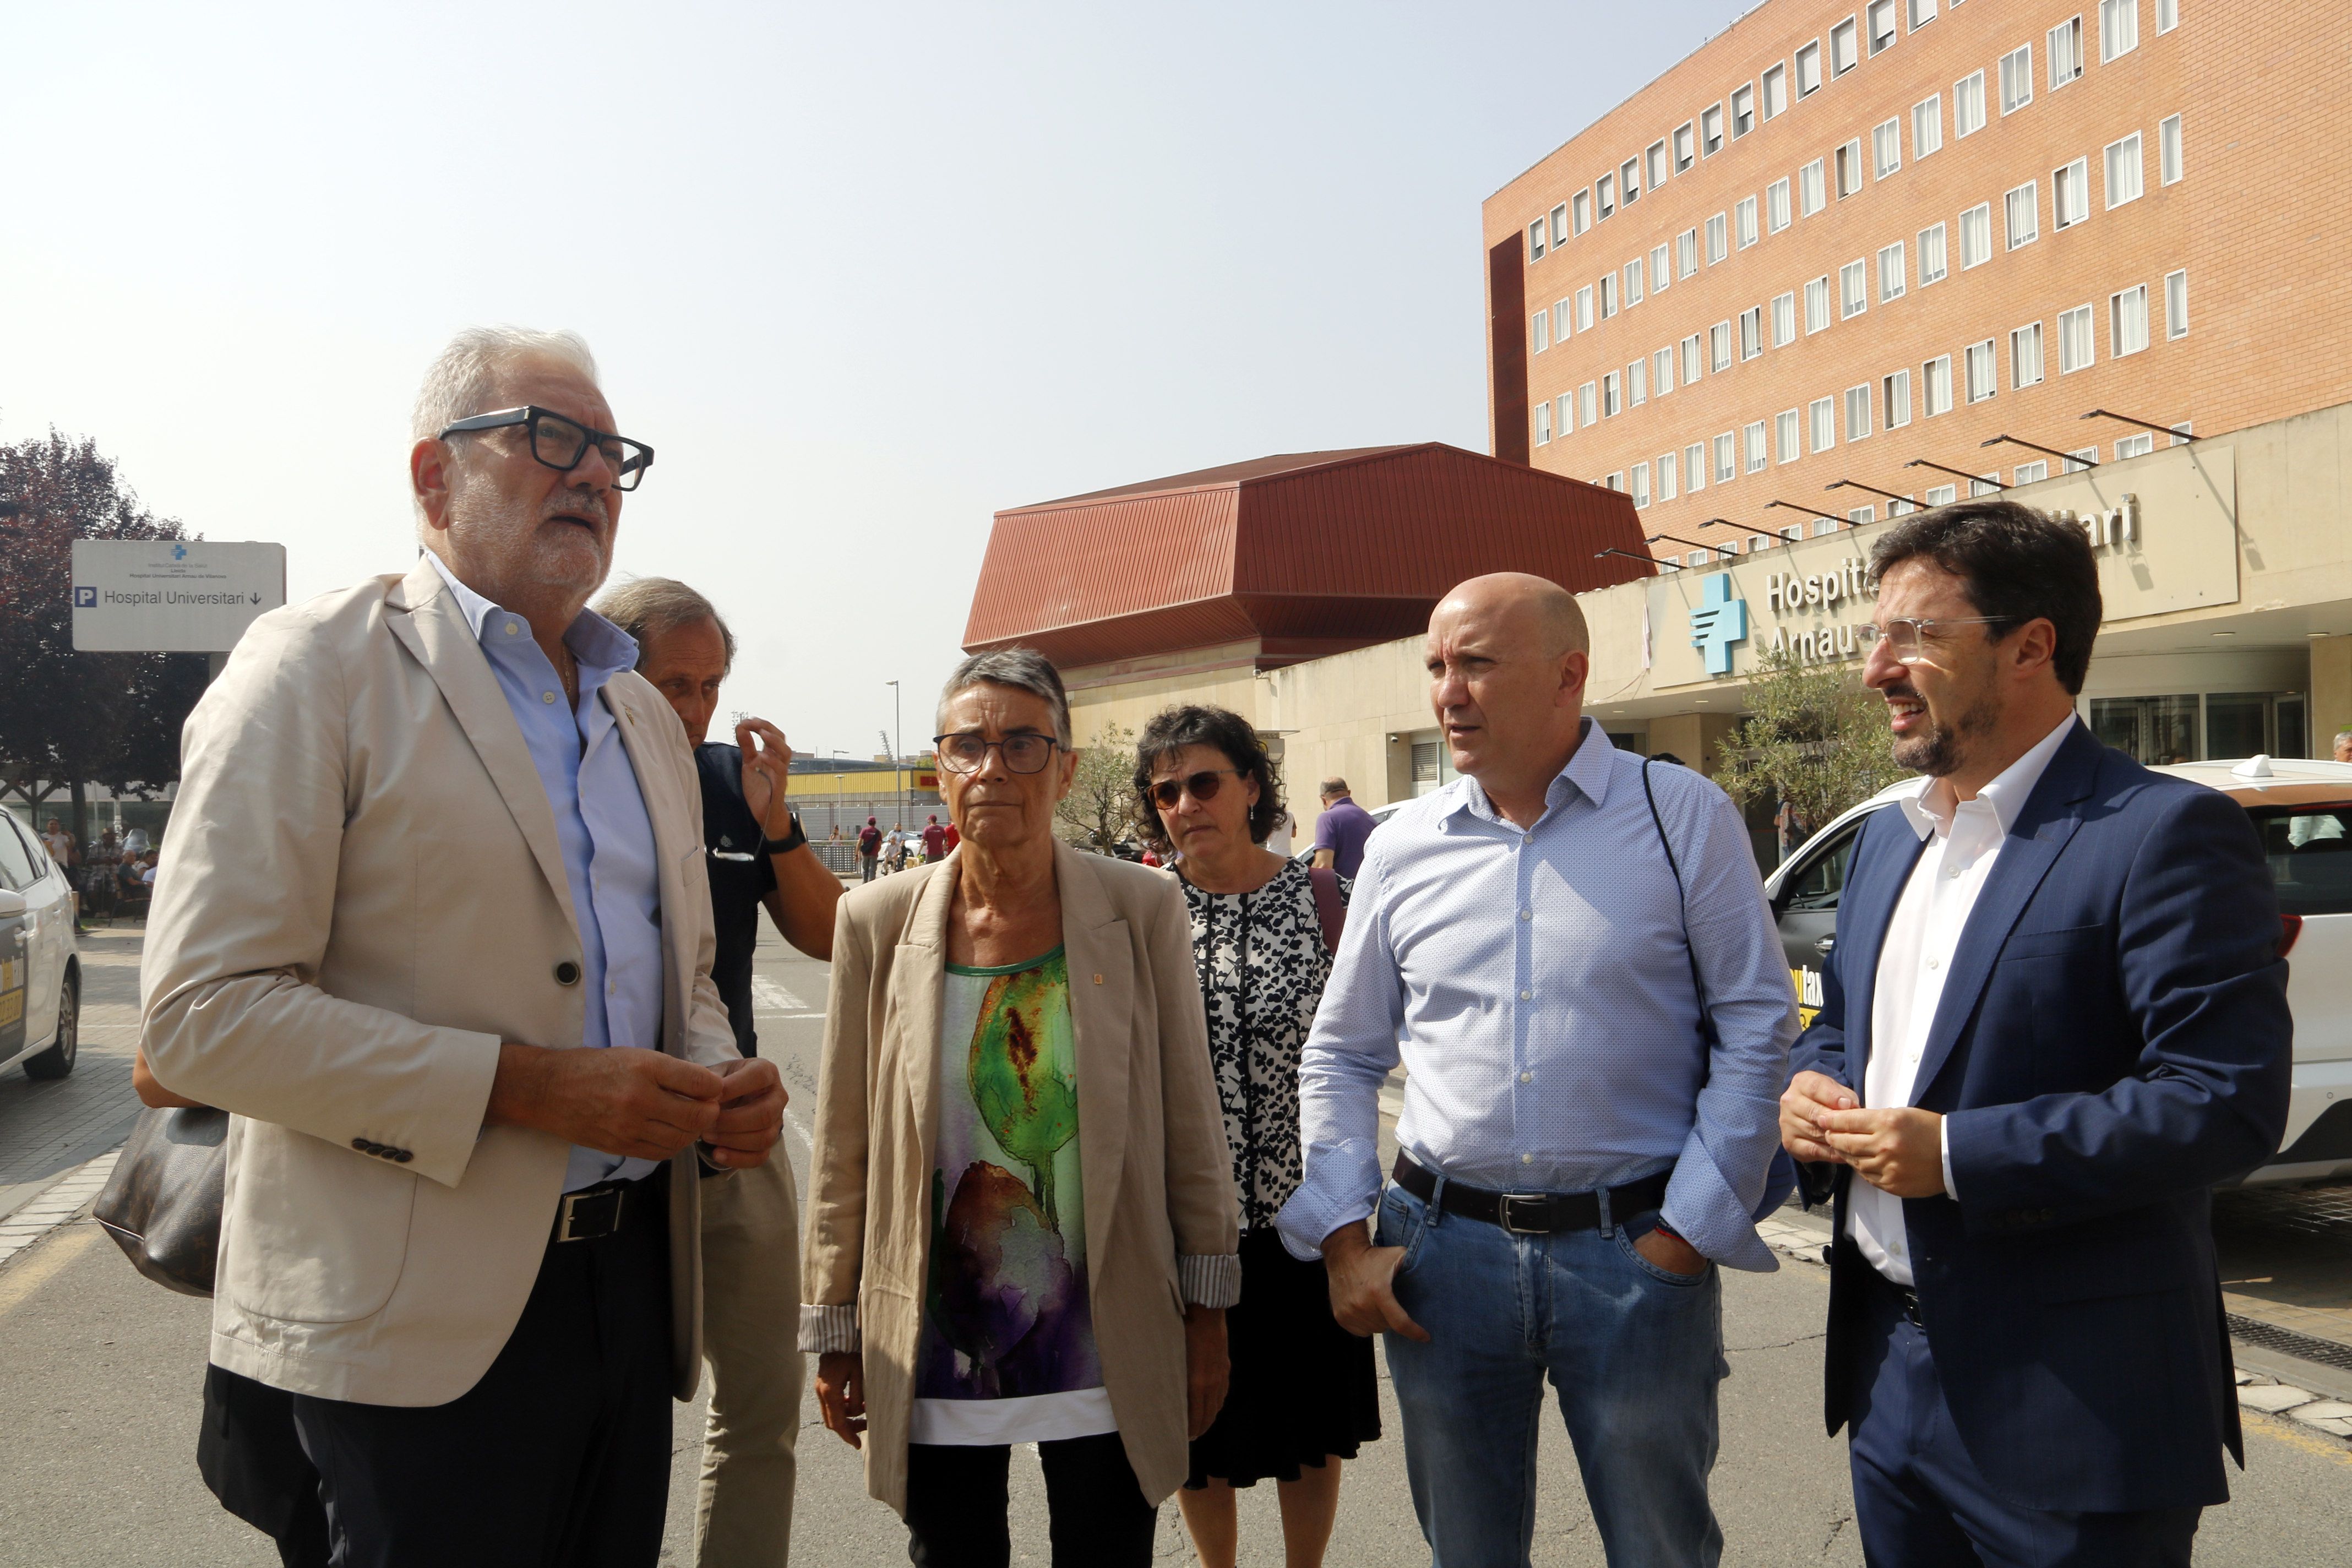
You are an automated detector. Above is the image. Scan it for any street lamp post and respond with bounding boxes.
[885,680,903,838]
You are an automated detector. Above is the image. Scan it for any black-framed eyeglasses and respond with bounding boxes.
[1147,769,1244,810]
[1857,616,2014,664]
[438,405,655,492]
[934,732,1060,774]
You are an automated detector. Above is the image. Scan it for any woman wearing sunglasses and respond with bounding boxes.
[802,650,1240,1567]
[1133,705,1380,1568]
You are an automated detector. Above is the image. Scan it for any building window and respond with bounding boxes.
[2050,17,2083,85]
[2000,45,2033,115]
[2160,114,2182,184]
[1846,383,1873,440]
[1621,158,1642,207]
[1580,381,1598,425]
[1706,213,1729,264]
[2166,269,2188,338]
[1970,475,2002,498]
[1598,172,1616,219]
[1535,402,1552,445]
[2054,157,2089,227]
[1800,159,1827,216]
[1557,394,1574,437]
[2005,182,2038,249]
[1910,0,1937,26]
[1674,122,1696,172]
[1810,396,1837,453]
[1732,83,1756,138]
[2059,303,2095,371]
[1874,116,1902,177]
[1554,298,1572,344]
[1836,139,1865,198]
[1919,221,1948,284]
[2066,447,2097,472]
[2170,421,2192,446]
[1768,178,1793,233]
[1572,190,1592,235]
[1599,272,1618,318]
[1606,472,1624,493]
[1878,240,1907,301]
[1924,483,1958,506]
[1716,432,1738,483]
[1763,63,1789,121]
[1625,256,1645,305]
[1659,451,1679,500]
[1796,40,1823,97]
[1677,229,1700,279]
[2157,0,2177,31]
[1778,524,1806,544]
[1777,408,1803,462]
[1869,0,1898,53]
[2116,432,2154,460]
[1959,203,1992,269]
[1550,205,1568,247]
[1685,442,1707,492]
[1651,243,1671,294]
[1576,285,1594,331]
[1965,338,1997,402]
[2111,284,2150,356]
[1848,504,1876,526]
[1745,422,1769,473]
[1656,345,1676,395]
[1631,461,1650,507]
[1603,370,1622,416]
[1812,518,1841,538]
[2014,460,2049,484]
[2012,321,2045,386]
[1914,94,1943,159]
[2100,0,2139,63]
[1804,277,1831,334]
[1955,70,1986,137]
[1702,104,1724,157]
[1841,259,1869,318]
[2105,133,2143,208]
[1528,221,1545,262]
[1737,195,1760,248]
[1773,291,1798,347]
[1832,18,1859,75]
[1629,357,1648,405]
[1647,141,1670,191]
[1923,354,1953,416]
[1711,320,1734,372]
[1531,311,1550,354]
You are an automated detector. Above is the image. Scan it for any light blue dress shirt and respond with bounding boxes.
[1275,721,1799,1271]
[424,552,666,1192]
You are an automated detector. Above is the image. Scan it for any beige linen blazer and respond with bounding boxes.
[140,557,739,1407]
[801,841,1240,1513]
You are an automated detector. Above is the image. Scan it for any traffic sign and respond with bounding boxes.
[70,540,287,652]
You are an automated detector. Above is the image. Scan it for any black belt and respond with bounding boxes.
[1864,1263,1926,1327]
[551,1173,656,1244]
[1391,1153,1672,1235]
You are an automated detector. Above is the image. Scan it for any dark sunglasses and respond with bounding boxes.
[1148,769,1245,809]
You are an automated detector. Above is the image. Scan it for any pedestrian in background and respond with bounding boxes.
[1782,504,2292,1566]
[1135,706,1377,1568]
[1308,777,1375,879]
[2333,728,2352,764]
[858,816,883,882]
[804,649,1239,1567]
[1280,573,1796,1567]
[140,326,783,1568]
[921,813,948,863]
[598,575,844,1568]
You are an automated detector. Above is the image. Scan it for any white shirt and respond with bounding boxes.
[1850,714,2078,1286]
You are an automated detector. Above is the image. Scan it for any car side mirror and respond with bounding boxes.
[0,888,25,918]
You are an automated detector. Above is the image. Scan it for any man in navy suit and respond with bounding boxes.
[1781,502,2291,1566]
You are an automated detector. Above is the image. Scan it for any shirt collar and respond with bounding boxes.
[1896,713,2079,841]
[422,549,639,684]
[1452,717,1614,828]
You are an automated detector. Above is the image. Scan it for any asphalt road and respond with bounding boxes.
[2,919,2346,1566]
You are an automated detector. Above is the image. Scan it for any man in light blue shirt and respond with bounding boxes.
[1277,572,1796,1567]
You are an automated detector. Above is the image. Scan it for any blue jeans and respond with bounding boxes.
[1377,1182,1725,1568]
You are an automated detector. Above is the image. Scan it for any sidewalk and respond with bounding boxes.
[0,925,145,1226]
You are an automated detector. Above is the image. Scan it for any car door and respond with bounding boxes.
[12,819,68,1032]
[0,821,39,1064]
[1771,809,1878,1027]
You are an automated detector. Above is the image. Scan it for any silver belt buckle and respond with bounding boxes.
[556,1185,623,1243]
[1497,1193,1548,1234]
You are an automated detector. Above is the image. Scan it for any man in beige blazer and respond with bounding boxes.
[140,326,784,1568]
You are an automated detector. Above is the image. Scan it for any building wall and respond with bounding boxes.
[1489,0,2352,564]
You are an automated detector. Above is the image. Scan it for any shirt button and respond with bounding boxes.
[1523,834,1534,845]
[1927,957,1941,971]
[1521,1152,1533,1165]
[543,691,558,704]
[1520,1071,1533,1084]
[1520,989,1532,1000]
[504,621,519,636]
[1520,908,1533,921]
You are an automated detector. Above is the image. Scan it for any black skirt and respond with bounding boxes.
[1185,1228,1381,1489]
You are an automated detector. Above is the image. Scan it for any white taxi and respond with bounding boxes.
[0,813,81,1079]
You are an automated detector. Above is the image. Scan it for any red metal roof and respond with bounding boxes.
[963,443,1649,671]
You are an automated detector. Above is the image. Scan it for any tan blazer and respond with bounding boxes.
[140,557,739,1407]
[802,841,1239,1512]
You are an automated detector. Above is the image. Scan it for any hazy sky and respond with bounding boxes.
[6,1,1746,759]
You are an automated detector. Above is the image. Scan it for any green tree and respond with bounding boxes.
[1714,648,1910,831]
[0,431,207,848]
[1053,721,1138,854]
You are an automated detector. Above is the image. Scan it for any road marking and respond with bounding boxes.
[752,977,816,1017]
[0,1223,101,1318]
[783,1107,814,1155]
[2245,1408,2352,1468]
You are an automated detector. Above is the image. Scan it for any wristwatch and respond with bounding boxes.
[760,813,807,857]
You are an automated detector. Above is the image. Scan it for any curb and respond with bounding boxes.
[0,1147,123,1270]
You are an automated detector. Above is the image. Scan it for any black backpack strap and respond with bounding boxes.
[1643,759,1718,1047]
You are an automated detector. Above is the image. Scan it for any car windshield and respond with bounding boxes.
[2245,804,2352,916]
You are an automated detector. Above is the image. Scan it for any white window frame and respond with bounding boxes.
[1579,380,1598,425]
[1554,298,1572,344]
[2000,44,2033,115]
[1923,353,1953,417]
[1597,171,1616,219]
[1918,220,1948,285]
[2100,0,2139,63]
[1676,228,1700,279]
[2011,320,2045,387]
[1841,258,1869,319]
[2059,303,2095,372]
[1531,311,1550,354]
[1965,338,1997,403]
[2110,283,2149,357]
[1572,189,1592,235]
[1810,396,1837,453]
[1706,213,1729,264]
[1625,256,1645,306]
[1674,122,1696,172]
[1832,17,1860,76]
[1681,333,1703,384]
[1647,140,1670,192]
[2105,131,2143,209]
[1621,156,1642,207]
[1629,357,1648,406]
[1648,245,1669,297]
[2116,432,2154,461]
[1716,432,1739,483]
[1599,271,1618,318]
[1659,451,1679,501]
[1873,116,1902,177]
[1535,401,1553,445]
[1763,63,1789,121]
[1549,204,1568,247]
[1799,159,1827,216]
[1767,178,1793,233]
[2166,269,2188,339]
[1954,70,1986,138]
[2157,0,2177,32]
[1879,240,1908,301]
[1869,0,1898,54]
[1576,285,1595,331]
[1732,83,1756,139]
[2053,157,2089,228]
[1528,220,1545,262]
[1603,369,1623,416]
[1745,421,1770,473]
[1702,103,1725,157]
[1924,483,1958,507]
[2160,113,2182,184]
[1910,0,1938,26]
[1557,394,1574,437]
[2014,460,2049,484]
[1845,383,1873,440]
[2049,17,2083,86]
[1848,504,1876,526]
[1803,277,1831,335]
[1631,461,1650,508]
[1914,94,1944,159]
[1959,203,1992,269]
[2005,181,2038,250]
[1773,291,1798,347]
[2064,448,2095,473]
[1653,345,1674,396]
[1685,442,1707,493]
[1883,367,1913,429]
[1796,40,1823,97]
[1736,195,1760,248]
[1836,138,1865,198]
[1777,409,1803,464]
[1711,320,1734,372]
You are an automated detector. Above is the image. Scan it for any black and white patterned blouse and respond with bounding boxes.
[1179,859,1348,1233]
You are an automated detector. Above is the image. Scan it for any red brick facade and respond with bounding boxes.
[1485,1,2352,565]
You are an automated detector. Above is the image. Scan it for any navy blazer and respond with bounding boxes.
[1791,721,2291,1513]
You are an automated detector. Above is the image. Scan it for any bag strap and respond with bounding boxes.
[1306,864,1347,956]
[1642,759,1718,1047]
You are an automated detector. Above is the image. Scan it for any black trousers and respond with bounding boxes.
[905,1432,1157,1568]
[287,1173,673,1568]
[199,1365,330,1568]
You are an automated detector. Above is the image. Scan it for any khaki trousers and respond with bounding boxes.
[695,1154,804,1567]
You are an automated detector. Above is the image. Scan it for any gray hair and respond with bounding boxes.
[411,326,599,520]
[593,577,736,672]
[937,649,1071,746]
